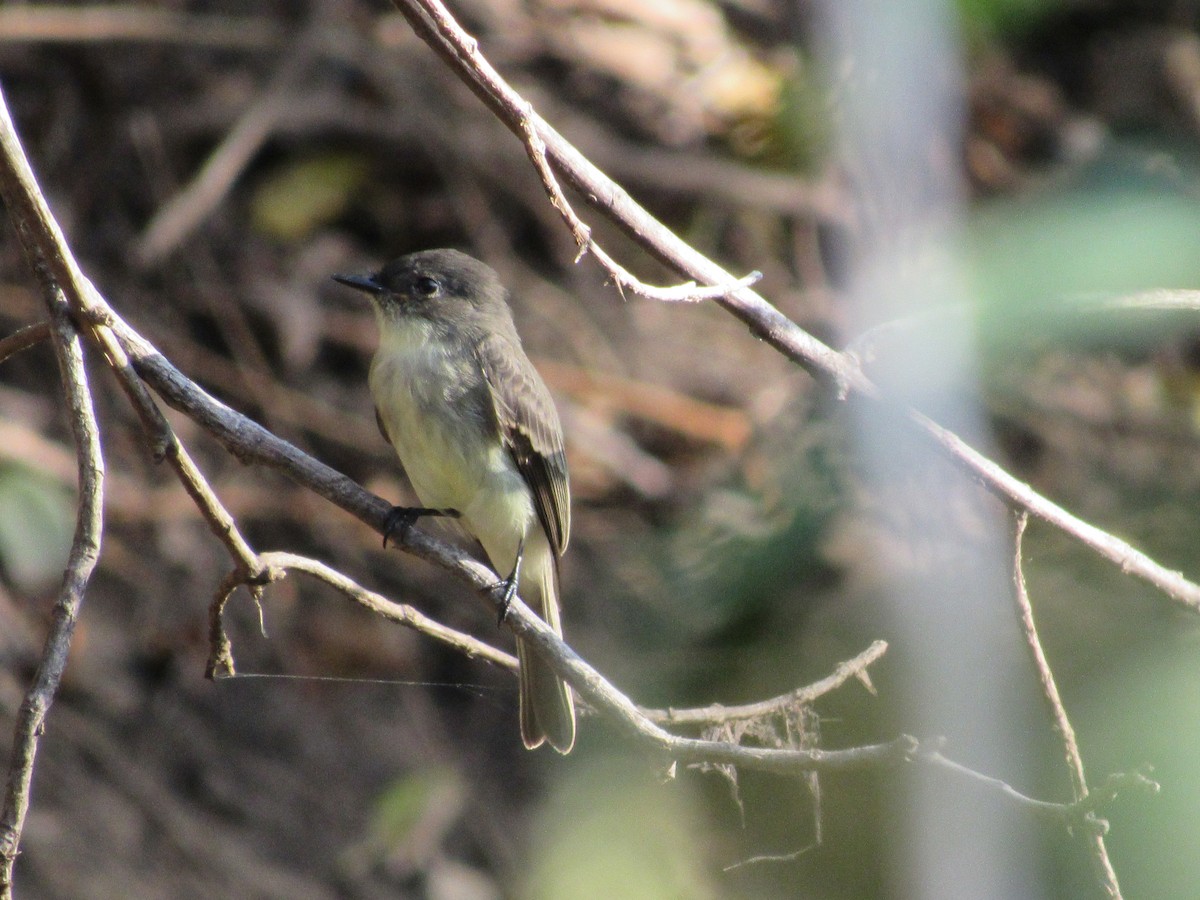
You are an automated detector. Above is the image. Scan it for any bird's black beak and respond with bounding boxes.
[332,272,383,295]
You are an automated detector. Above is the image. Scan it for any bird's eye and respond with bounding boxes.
[415,276,441,296]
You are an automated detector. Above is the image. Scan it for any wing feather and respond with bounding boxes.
[474,334,570,555]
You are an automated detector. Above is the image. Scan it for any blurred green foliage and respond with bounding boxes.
[968,187,1200,330]
[1063,634,1200,898]
[955,0,1065,35]
[760,62,832,173]
[340,765,465,876]
[525,754,716,900]
[250,154,369,242]
[0,463,74,594]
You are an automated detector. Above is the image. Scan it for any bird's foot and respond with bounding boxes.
[489,540,524,625]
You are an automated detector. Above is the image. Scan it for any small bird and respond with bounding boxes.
[333,249,576,753]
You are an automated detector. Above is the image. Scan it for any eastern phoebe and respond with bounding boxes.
[333,249,576,753]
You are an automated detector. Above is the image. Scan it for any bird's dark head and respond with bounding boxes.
[333,249,510,329]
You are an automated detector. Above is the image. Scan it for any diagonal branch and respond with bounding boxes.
[87,316,264,580]
[388,0,1200,615]
[516,109,761,302]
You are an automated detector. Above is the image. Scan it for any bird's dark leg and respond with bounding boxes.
[382,506,460,548]
[491,537,525,625]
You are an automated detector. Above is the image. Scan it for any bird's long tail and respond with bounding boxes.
[517,555,575,753]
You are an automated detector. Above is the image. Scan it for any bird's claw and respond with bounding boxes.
[491,572,519,625]
[490,539,524,625]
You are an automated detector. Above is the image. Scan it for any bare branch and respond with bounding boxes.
[1012,515,1087,800]
[389,0,1200,615]
[646,640,886,728]
[920,750,1156,830]
[0,321,50,365]
[0,82,108,900]
[1013,513,1121,898]
[0,302,104,899]
[87,315,264,578]
[211,551,519,676]
[516,103,761,302]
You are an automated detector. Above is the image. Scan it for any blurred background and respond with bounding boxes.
[3,0,1200,897]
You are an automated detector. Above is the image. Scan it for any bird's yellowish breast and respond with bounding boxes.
[368,321,533,566]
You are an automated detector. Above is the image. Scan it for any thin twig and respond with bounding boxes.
[723,842,819,872]
[82,306,264,579]
[210,551,519,676]
[919,750,1156,830]
[0,298,104,899]
[0,321,50,365]
[0,81,114,897]
[1013,515,1088,800]
[1013,513,1121,898]
[528,78,763,302]
[390,0,1200,615]
[525,105,758,303]
[515,92,758,301]
[520,98,761,301]
[646,640,886,727]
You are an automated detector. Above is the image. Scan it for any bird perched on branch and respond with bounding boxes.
[334,249,575,753]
